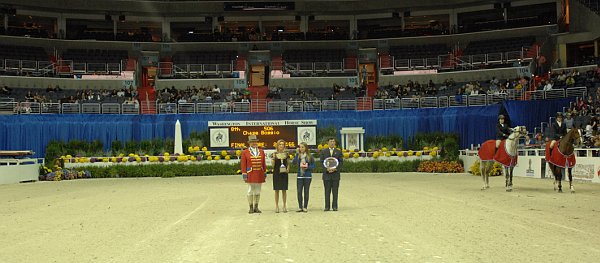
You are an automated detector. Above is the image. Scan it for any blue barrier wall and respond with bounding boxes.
[0,98,572,158]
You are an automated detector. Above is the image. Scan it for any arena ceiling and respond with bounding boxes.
[0,0,513,16]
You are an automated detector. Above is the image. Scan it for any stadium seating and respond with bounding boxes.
[0,44,49,61]
[463,36,536,55]
[62,49,128,64]
[389,44,450,60]
[172,51,237,65]
[283,49,345,63]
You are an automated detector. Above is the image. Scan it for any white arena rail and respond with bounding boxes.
[460,147,600,183]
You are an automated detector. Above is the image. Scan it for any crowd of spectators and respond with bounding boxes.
[563,92,600,147]
[156,85,253,107]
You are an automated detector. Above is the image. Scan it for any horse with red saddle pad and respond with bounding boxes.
[545,128,581,193]
[478,126,528,192]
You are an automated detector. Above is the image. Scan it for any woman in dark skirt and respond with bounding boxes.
[272,139,290,213]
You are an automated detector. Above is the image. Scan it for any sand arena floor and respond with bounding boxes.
[1,173,600,263]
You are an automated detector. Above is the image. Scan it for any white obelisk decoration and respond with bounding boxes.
[174,120,183,155]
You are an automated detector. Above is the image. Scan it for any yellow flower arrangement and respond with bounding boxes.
[221,150,227,157]
[207,156,213,160]
[129,153,135,157]
[121,157,128,163]
[416,151,422,156]
[353,153,360,158]
[164,152,170,156]
[430,151,437,156]
[205,151,211,156]
[407,150,414,156]
[201,146,208,151]
[381,147,388,152]
[102,158,109,162]
[236,150,242,156]
[343,152,350,158]
[469,160,503,176]
[214,156,221,160]
[177,156,189,162]
[225,155,231,160]
[136,157,142,162]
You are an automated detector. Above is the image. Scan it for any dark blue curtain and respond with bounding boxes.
[502,98,575,131]
[0,98,571,158]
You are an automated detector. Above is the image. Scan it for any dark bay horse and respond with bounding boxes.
[545,128,582,193]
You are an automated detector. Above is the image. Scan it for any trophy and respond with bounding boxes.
[275,152,288,173]
[323,157,339,172]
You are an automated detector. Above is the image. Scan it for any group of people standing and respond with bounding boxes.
[240,135,343,214]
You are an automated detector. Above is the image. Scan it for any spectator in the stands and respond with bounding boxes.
[489,77,500,91]
[0,85,11,95]
[575,97,587,111]
[564,112,574,129]
[241,95,250,103]
[585,95,595,110]
[565,75,575,87]
[212,85,221,94]
[25,91,34,101]
[543,80,553,91]
[426,80,436,95]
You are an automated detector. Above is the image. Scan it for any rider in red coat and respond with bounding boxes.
[241,135,267,214]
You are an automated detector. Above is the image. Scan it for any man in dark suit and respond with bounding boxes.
[320,138,343,211]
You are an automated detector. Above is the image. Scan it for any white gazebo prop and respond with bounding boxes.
[340,127,365,151]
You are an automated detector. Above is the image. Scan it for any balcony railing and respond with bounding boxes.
[158,61,235,78]
[0,58,126,76]
[1,87,587,115]
[389,48,533,72]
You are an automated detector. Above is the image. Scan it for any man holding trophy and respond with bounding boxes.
[320,138,343,211]
[241,135,267,214]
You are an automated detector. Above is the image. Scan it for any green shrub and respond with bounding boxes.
[69,159,427,179]
[317,126,337,144]
[162,171,176,178]
[442,135,460,161]
[366,134,403,150]
[111,140,123,154]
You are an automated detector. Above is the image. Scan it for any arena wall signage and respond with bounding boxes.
[209,120,316,148]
